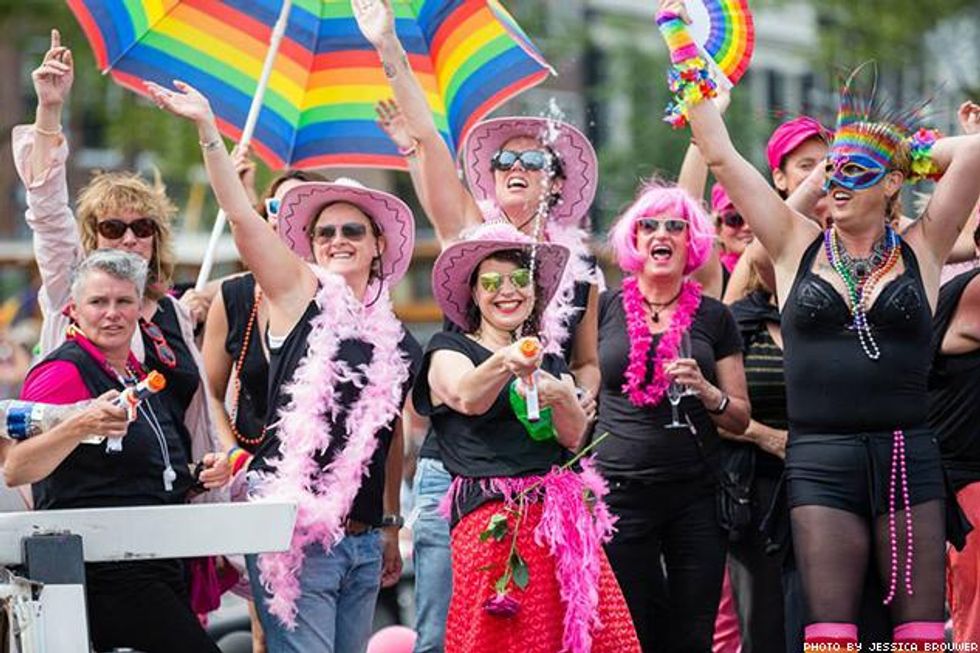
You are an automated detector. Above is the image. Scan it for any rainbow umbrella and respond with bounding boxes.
[67,0,554,170]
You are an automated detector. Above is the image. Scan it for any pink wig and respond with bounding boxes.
[609,183,715,275]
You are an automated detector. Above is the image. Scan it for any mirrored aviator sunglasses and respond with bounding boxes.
[264,197,281,218]
[479,268,532,293]
[637,218,688,234]
[96,218,157,240]
[490,149,552,172]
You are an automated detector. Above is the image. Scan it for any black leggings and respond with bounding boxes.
[604,477,727,653]
[86,560,220,653]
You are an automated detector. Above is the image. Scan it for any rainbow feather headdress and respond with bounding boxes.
[829,63,941,182]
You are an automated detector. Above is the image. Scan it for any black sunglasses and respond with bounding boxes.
[97,218,157,240]
[720,213,745,228]
[490,149,557,173]
[312,222,369,244]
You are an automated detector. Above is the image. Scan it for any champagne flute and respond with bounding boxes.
[664,330,693,429]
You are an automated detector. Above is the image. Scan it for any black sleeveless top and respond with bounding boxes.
[929,268,980,491]
[29,342,194,510]
[250,301,422,526]
[781,236,932,434]
[221,274,270,452]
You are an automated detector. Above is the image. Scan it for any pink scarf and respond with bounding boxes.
[253,269,410,628]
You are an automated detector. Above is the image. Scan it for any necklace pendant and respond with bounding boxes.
[652,312,660,323]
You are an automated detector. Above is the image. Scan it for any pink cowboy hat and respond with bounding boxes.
[276,179,415,284]
[461,117,598,226]
[432,222,570,331]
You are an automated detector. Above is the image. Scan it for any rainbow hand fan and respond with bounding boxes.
[685,0,755,88]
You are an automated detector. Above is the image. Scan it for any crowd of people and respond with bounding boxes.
[1,0,980,652]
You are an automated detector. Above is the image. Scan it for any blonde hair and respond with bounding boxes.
[76,171,177,300]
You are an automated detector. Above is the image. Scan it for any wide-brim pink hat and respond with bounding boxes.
[432,222,570,331]
[277,179,415,285]
[461,117,598,226]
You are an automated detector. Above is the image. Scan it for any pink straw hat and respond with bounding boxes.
[432,222,569,331]
[460,117,598,226]
[276,179,415,285]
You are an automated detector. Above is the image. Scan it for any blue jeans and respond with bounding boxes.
[246,532,383,653]
[411,458,453,653]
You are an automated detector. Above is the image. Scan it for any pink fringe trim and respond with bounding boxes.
[440,460,617,653]
[253,269,410,628]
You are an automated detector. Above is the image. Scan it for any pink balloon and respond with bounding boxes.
[367,625,418,653]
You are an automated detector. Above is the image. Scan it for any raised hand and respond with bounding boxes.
[231,143,259,204]
[657,0,692,23]
[375,99,415,151]
[958,101,980,136]
[32,29,74,109]
[145,80,215,126]
[352,0,396,48]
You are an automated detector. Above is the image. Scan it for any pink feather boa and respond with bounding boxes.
[253,268,410,628]
[478,200,603,355]
[621,276,702,407]
[439,460,617,653]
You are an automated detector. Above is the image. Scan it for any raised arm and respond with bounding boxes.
[146,81,316,334]
[907,102,980,267]
[656,1,815,264]
[676,89,731,202]
[353,0,482,245]
[201,288,238,452]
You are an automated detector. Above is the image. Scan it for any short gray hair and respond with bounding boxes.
[70,249,149,302]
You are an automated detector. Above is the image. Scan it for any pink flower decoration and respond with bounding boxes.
[483,592,521,618]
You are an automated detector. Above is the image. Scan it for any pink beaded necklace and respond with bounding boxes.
[620,276,702,407]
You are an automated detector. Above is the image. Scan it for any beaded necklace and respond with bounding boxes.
[823,226,900,360]
[230,288,266,448]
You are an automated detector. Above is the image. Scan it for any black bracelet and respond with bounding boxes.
[707,392,730,415]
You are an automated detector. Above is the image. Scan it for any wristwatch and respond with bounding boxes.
[381,514,405,529]
[707,392,730,415]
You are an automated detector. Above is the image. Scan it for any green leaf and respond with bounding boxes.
[480,513,509,542]
[511,553,530,590]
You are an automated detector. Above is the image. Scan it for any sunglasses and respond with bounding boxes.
[720,212,745,228]
[96,218,157,240]
[312,222,369,244]
[478,268,532,293]
[264,197,281,218]
[490,149,557,173]
[140,320,176,369]
[637,218,688,234]
[823,153,888,192]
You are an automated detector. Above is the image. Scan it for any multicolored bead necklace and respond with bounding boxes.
[822,225,901,360]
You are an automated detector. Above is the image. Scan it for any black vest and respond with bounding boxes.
[31,341,193,510]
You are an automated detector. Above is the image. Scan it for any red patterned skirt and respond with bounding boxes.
[445,500,640,653]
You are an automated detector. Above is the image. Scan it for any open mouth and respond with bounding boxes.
[649,244,674,262]
[492,298,524,314]
[831,189,853,205]
[328,250,355,260]
[506,176,529,190]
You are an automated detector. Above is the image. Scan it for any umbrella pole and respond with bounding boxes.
[195,0,294,291]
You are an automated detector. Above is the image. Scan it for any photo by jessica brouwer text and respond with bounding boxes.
[803,642,980,651]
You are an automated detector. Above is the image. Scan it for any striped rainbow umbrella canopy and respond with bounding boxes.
[67,0,554,170]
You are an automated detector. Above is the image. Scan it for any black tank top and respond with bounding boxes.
[249,301,421,526]
[929,268,980,491]
[30,342,193,510]
[781,236,932,434]
[222,274,270,452]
